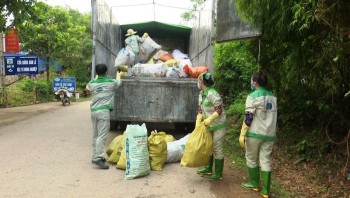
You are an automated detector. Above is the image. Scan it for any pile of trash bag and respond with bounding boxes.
[106,123,212,179]
[114,34,209,78]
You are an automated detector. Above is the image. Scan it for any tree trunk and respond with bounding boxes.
[46,57,50,83]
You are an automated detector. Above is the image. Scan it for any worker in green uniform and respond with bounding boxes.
[86,63,122,169]
[239,71,277,198]
[124,29,148,64]
[196,72,228,180]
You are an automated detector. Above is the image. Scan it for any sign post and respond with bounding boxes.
[4,56,39,76]
[0,33,6,107]
[53,77,76,93]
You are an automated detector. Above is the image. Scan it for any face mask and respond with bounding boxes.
[197,81,201,89]
[250,82,256,90]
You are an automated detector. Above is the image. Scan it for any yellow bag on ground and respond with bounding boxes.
[107,135,124,164]
[106,135,123,156]
[148,131,167,171]
[180,123,213,167]
[107,147,123,164]
[116,132,127,170]
[164,134,176,143]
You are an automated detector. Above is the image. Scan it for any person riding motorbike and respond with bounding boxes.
[55,86,71,105]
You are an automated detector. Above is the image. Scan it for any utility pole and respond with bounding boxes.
[0,33,6,107]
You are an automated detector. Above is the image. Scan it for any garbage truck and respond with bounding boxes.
[91,0,261,131]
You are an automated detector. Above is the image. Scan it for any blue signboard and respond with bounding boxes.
[4,56,39,75]
[53,77,76,93]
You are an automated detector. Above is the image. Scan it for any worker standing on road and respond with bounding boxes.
[239,71,277,198]
[124,29,148,64]
[85,64,122,169]
[196,72,228,180]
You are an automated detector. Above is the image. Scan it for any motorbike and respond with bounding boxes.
[57,89,71,106]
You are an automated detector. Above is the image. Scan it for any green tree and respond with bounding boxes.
[230,0,350,161]
[17,3,92,85]
[0,0,36,31]
[181,0,205,25]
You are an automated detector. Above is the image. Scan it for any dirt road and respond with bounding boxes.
[0,101,259,198]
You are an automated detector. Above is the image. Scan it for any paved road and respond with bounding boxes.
[0,101,259,198]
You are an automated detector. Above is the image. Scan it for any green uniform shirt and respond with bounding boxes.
[199,87,228,131]
[86,76,121,112]
[125,35,144,55]
[246,87,278,141]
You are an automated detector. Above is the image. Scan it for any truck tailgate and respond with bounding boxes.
[111,77,198,123]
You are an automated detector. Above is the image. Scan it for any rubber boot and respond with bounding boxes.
[261,171,271,198]
[208,158,224,180]
[241,167,259,191]
[197,156,213,175]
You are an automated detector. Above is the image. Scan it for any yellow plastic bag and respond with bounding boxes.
[180,123,213,167]
[106,135,123,156]
[165,59,179,67]
[148,131,167,171]
[117,65,128,72]
[164,134,176,143]
[106,135,124,164]
[116,132,127,170]
[107,147,123,164]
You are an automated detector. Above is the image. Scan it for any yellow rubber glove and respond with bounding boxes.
[203,112,219,126]
[116,71,121,80]
[239,122,249,148]
[196,113,203,127]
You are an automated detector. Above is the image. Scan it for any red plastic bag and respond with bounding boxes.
[183,65,209,78]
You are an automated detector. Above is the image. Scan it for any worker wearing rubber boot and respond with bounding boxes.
[196,72,228,181]
[86,64,122,169]
[239,71,277,198]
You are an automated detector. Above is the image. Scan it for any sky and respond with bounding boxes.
[38,0,194,25]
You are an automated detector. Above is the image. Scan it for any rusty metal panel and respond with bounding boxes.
[216,0,261,42]
[188,0,214,72]
[93,0,120,76]
[111,78,199,122]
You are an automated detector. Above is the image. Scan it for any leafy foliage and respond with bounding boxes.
[17,2,92,86]
[0,0,36,31]
[233,0,350,141]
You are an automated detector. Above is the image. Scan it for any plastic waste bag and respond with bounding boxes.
[180,124,213,167]
[139,36,161,63]
[132,63,168,77]
[166,134,190,163]
[164,134,176,143]
[106,135,124,156]
[183,65,209,78]
[116,132,127,169]
[107,134,125,164]
[114,48,135,67]
[148,131,167,171]
[172,49,188,60]
[166,66,181,78]
[125,123,151,179]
